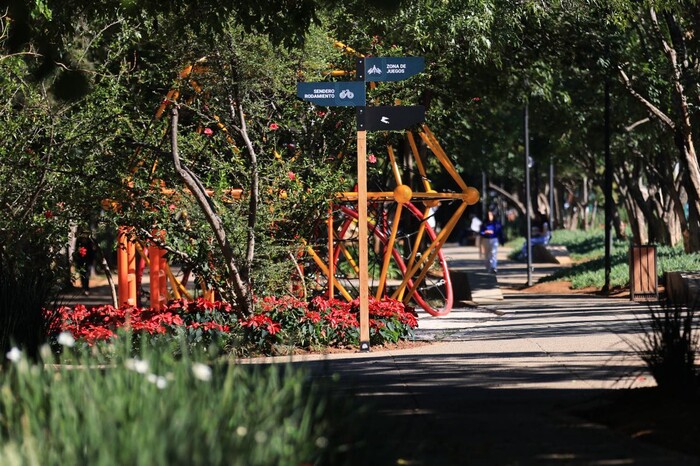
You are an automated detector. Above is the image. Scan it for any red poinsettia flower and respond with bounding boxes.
[269,123,279,131]
[266,321,281,335]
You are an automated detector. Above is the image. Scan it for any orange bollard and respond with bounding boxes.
[117,227,138,307]
[117,228,129,306]
[158,253,168,303]
[127,239,137,306]
[149,243,162,310]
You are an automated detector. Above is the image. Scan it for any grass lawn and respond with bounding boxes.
[510,228,700,289]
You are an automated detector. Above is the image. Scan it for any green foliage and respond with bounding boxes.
[539,229,700,289]
[8,0,700,318]
[0,250,54,357]
[2,2,360,313]
[549,229,612,261]
[0,339,364,465]
[105,22,358,303]
[631,300,699,395]
[0,12,149,351]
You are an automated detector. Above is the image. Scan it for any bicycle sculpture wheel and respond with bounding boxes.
[304,126,479,316]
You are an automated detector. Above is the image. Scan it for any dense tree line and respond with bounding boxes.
[2,0,700,352]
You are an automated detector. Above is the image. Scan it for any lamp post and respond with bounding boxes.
[524,103,532,287]
[549,159,554,230]
[482,171,488,216]
[603,57,612,295]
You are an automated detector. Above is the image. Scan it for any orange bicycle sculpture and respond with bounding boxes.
[303,126,479,316]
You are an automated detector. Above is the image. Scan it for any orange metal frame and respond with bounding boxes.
[307,124,479,309]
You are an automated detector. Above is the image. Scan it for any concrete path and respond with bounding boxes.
[248,244,699,465]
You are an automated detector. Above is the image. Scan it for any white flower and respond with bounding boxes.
[315,436,329,448]
[39,344,53,361]
[254,431,268,444]
[125,358,150,374]
[191,362,212,382]
[6,347,21,363]
[57,332,75,348]
[236,426,248,437]
[147,374,168,390]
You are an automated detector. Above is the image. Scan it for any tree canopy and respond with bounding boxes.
[3,0,700,349]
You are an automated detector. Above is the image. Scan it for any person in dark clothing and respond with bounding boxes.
[479,211,504,273]
[74,231,96,295]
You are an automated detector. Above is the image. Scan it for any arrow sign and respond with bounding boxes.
[363,57,424,82]
[297,81,366,106]
[360,105,425,131]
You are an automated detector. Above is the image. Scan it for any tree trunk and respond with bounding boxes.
[488,182,527,218]
[553,184,561,230]
[619,8,700,251]
[615,168,649,244]
[612,204,626,240]
[231,100,259,315]
[537,192,549,217]
[674,132,700,251]
[170,107,251,314]
[563,188,578,230]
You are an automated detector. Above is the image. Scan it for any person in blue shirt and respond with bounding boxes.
[520,212,551,259]
[479,211,504,274]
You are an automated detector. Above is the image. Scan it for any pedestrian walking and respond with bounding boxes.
[469,214,483,258]
[479,211,503,273]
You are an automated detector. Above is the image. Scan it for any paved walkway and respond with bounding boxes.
[247,244,699,465]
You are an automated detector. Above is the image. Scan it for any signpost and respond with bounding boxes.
[360,105,425,131]
[296,82,366,107]
[362,57,425,82]
[297,56,425,352]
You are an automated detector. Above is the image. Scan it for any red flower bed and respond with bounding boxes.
[45,296,418,350]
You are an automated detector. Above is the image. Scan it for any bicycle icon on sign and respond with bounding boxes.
[339,89,355,99]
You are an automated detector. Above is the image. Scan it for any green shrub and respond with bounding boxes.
[1,240,57,358]
[0,338,366,466]
[630,300,698,395]
[507,229,613,261]
[536,229,700,289]
[657,246,700,276]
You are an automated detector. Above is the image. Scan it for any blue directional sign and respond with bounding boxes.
[296,81,366,107]
[362,57,424,82]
